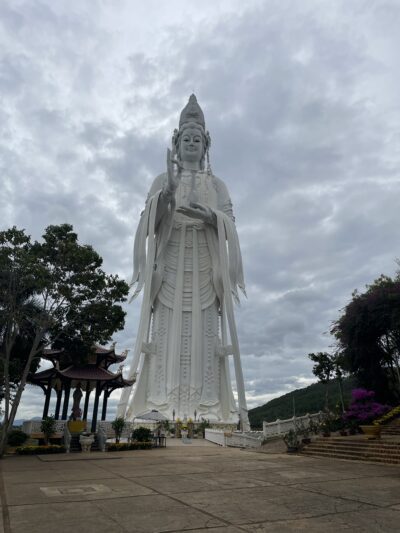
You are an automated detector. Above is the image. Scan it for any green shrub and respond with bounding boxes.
[40,416,57,444]
[16,445,66,455]
[8,430,28,446]
[131,427,152,442]
[111,417,126,443]
[107,441,152,452]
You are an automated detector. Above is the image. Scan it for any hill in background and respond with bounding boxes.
[249,377,357,429]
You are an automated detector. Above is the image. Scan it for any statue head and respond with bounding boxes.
[172,94,211,171]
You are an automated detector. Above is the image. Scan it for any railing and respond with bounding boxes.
[98,421,134,440]
[205,428,264,449]
[263,412,324,439]
[205,428,226,446]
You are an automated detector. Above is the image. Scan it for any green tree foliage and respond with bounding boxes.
[332,273,400,403]
[131,427,152,442]
[308,352,335,410]
[0,224,129,457]
[248,377,357,429]
[40,415,57,445]
[308,352,346,411]
[111,417,126,443]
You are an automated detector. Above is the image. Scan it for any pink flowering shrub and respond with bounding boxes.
[343,388,391,425]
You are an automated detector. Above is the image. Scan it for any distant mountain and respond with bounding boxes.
[249,377,357,429]
[13,417,41,427]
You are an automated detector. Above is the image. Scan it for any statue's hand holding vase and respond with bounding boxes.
[176,202,216,226]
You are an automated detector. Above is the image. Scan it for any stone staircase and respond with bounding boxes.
[381,418,400,436]
[69,434,82,453]
[302,416,400,464]
[302,436,400,464]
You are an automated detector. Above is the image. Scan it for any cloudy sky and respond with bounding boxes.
[2,0,400,420]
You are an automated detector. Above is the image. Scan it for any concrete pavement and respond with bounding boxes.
[1,440,400,532]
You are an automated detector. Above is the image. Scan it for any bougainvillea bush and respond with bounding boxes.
[343,388,391,426]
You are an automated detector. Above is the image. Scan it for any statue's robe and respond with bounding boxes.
[118,170,247,424]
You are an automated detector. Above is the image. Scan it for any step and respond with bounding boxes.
[305,442,400,453]
[303,445,400,455]
[312,439,400,450]
[304,446,400,459]
[302,449,400,464]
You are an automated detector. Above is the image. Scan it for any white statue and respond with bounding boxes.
[118,95,249,430]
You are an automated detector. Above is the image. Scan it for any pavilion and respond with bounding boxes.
[28,345,134,432]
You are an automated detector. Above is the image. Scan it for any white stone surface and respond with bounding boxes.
[118,96,249,430]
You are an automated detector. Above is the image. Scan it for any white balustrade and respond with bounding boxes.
[205,428,263,449]
[263,412,324,439]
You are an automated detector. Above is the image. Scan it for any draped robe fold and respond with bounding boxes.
[117,170,249,427]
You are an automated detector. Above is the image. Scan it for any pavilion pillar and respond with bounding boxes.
[61,383,71,420]
[91,382,101,433]
[54,388,62,420]
[101,389,109,421]
[42,378,52,419]
[83,380,91,420]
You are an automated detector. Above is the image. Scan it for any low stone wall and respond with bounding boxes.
[22,419,69,435]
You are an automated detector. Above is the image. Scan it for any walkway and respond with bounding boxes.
[1,440,400,532]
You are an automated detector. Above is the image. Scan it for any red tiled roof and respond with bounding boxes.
[60,365,118,381]
[29,365,134,387]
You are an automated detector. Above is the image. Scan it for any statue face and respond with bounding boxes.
[179,127,204,163]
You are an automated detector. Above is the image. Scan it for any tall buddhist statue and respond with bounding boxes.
[117,95,249,430]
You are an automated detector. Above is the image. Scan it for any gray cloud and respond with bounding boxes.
[1,0,399,416]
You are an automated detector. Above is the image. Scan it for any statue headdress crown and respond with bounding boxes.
[173,94,212,174]
[179,94,205,130]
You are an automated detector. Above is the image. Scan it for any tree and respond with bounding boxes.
[308,352,336,411]
[332,273,400,403]
[0,224,129,457]
[111,417,126,443]
[40,415,56,445]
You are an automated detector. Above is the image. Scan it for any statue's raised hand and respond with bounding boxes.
[165,148,182,197]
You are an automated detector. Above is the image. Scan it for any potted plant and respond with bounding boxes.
[320,420,331,438]
[79,432,94,452]
[111,417,126,443]
[282,429,300,453]
[198,418,210,438]
[40,415,56,445]
[296,420,311,445]
[181,424,188,440]
[187,418,194,438]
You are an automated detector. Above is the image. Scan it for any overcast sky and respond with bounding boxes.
[2,0,400,420]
